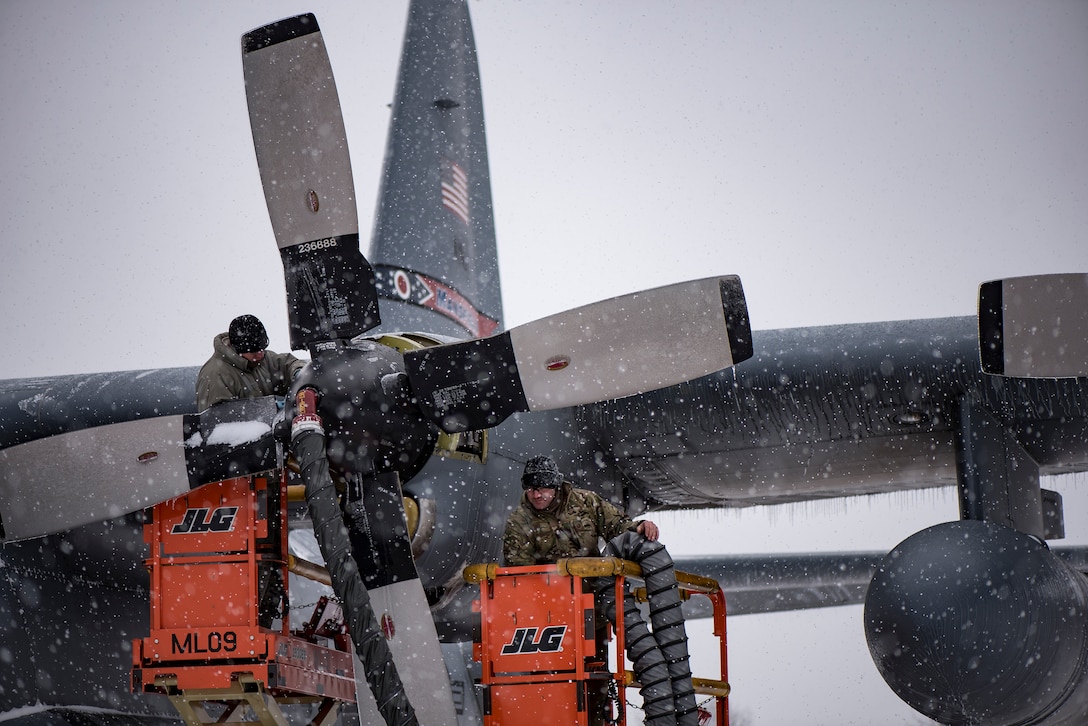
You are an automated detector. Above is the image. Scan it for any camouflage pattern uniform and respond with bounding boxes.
[503,481,640,566]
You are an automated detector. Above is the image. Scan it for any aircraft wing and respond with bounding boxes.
[5,314,1088,538]
[0,368,198,450]
[674,552,879,617]
[575,315,1088,511]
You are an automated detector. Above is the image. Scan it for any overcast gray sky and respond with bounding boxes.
[3,2,1088,724]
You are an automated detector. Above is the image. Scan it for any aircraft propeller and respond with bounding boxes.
[0,10,751,726]
[241,13,751,725]
[242,13,753,482]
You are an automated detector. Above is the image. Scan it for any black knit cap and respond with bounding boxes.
[522,455,562,490]
[228,314,269,354]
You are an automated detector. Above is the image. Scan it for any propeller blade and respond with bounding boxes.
[0,397,281,541]
[403,275,752,433]
[343,472,459,725]
[243,14,380,350]
[0,416,189,541]
[979,273,1088,378]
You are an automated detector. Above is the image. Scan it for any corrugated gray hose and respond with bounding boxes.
[599,531,699,725]
[291,413,418,726]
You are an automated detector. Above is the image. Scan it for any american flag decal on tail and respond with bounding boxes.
[441,161,470,224]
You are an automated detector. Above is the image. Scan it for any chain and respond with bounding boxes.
[289,596,342,613]
[693,696,718,726]
[606,690,716,725]
[607,677,626,724]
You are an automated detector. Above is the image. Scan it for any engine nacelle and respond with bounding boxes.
[864,520,1088,725]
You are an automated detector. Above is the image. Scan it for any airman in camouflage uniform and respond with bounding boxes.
[503,456,661,726]
[503,455,658,566]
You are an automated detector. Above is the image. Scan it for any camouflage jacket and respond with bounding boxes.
[502,482,638,566]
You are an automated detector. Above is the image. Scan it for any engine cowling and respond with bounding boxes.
[864,519,1088,725]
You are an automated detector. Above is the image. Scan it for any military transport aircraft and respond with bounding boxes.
[4,2,1088,725]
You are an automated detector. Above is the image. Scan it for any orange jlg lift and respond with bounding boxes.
[465,559,730,725]
[131,470,355,726]
[130,461,729,725]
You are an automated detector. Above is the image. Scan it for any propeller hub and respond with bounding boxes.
[292,339,438,482]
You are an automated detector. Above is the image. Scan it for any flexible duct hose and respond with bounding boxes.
[290,391,418,726]
[600,531,699,726]
[596,574,676,725]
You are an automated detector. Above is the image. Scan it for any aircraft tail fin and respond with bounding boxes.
[368,0,502,339]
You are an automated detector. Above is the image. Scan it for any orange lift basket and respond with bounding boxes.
[132,471,355,726]
[465,558,729,726]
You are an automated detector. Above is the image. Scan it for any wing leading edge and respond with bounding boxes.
[579,315,1088,510]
